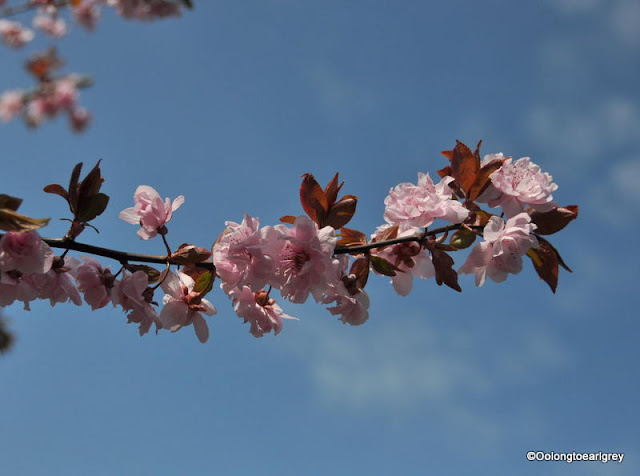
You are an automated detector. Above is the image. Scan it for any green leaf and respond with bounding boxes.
[370,256,397,276]
[193,271,214,295]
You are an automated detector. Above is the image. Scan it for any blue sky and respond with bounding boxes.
[1,1,639,475]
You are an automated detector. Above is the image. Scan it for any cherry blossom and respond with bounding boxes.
[459,213,539,286]
[486,157,558,217]
[0,231,54,274]
[69,107,91,132]
[33,13,67,39]
[383,173,469,230]
[126,300,160,336]
[323,280,370,326]
[213,214,275,294]
[0,19,34,48]
[159,271,216,343]
[27,256,82,307]
[263,216,341,304]
[0,90,24,122]
[76,257,115,310]
[0,271,39,310]
[372,226,435,296]
[112,270,148,311]
[119,185,185,240]
[231,286,296,338]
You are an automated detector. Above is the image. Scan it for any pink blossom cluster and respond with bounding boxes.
[383,173,469,230]
[0,231,80,310]
[0,76,91,132]
[0,149,573,344]
[0,18,34,47]
[459,213,539,285]
[213,214,369,335]
[0,229,207,341]
[479,154,558,217]
[0,0,190,132]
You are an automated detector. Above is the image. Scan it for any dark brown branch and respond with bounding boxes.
[40,237,216,271]
[334,223,479,254]
[1,222,481,272]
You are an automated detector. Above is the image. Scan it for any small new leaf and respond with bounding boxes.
[193,271,215,296]
[450,228,476,249]
[279,215,297,224]
[370,256,397,276]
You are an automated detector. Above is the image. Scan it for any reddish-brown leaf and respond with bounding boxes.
[323,172,344,207]
[465,210,493,228]
[437,165,453,179]
[279,215,297,224]
[350,257,370,289]
[467,158,503,201]
[450,140,480,197]
[299,173,328,225]
[78,159,104,200]
[171,243,212,265]
[338,227,367,247]
[43,184,69,202]
[325,195,357,229]
[67,162,83,213]
[372,224,398,243]
[440,150,455,161]
[527,237,571,293]
[427,244,462,292]
[530,205,579,235]
[76,192,109,222]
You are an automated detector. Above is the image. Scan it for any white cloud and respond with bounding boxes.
[525,97,640,174]
[609,0,640,46]
[283,314,571,451]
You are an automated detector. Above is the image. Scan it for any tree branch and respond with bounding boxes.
[1,223,481,273]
